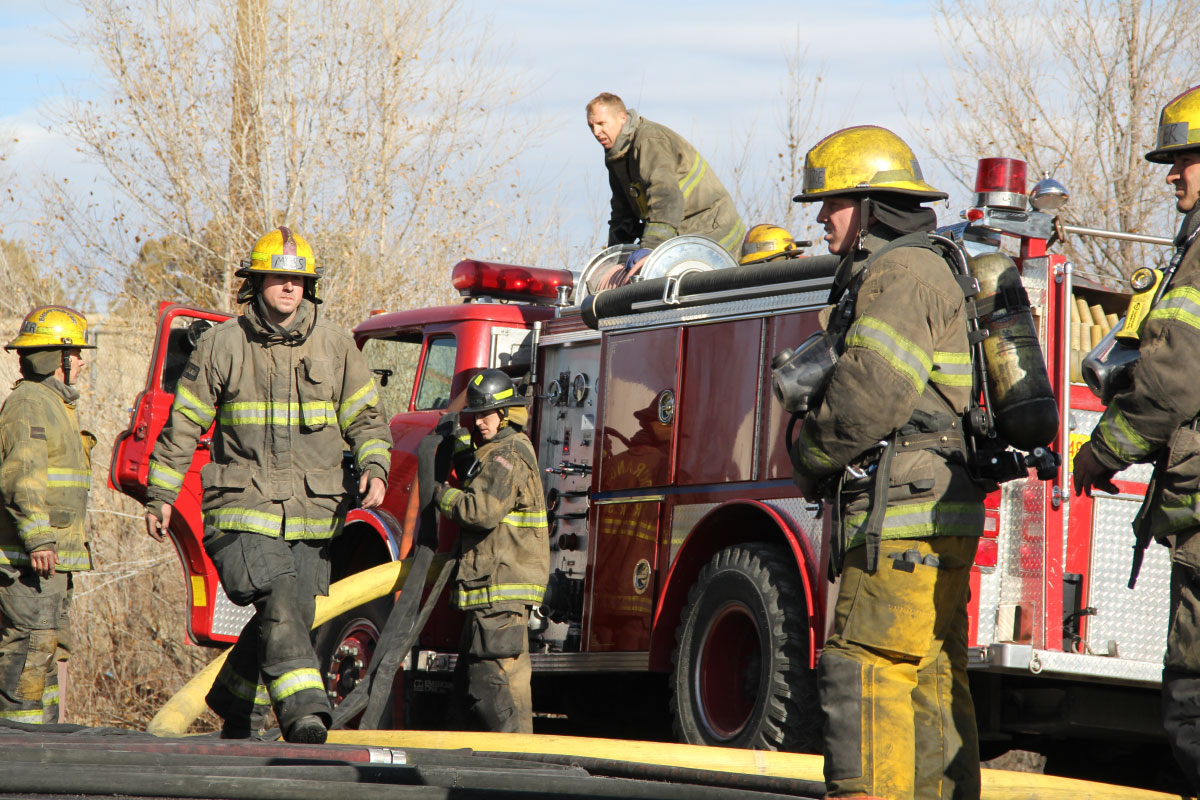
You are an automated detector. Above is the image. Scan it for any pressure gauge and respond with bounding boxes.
[572,373,590,406]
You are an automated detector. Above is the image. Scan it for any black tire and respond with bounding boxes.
[312,594,398,729]
[670,542,820,751]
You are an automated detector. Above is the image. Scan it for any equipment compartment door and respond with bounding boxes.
[107,303,236,646]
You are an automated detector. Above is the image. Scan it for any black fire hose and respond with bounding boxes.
[332,431,457,730]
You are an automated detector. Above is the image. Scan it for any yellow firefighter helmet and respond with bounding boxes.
[740,224,800,265]
[5,306,95,351]
[1146,85,1200,164]
[236,226,321,279]
[793,125,946,203]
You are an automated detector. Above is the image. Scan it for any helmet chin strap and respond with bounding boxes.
[61,350,72,385]
[855,196,871,253]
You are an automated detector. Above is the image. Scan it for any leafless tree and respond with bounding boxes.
[45,0,543,326]
[728,36,827,251]
[921,0,1200,284]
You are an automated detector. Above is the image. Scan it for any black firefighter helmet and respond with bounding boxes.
[464,369,525,414]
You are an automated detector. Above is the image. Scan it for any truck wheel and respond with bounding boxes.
[312,595,398,728]
[670,542,819,751]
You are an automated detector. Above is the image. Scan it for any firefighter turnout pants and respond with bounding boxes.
[819,536,980,800]
[203,530,332,734]
[454,605,532,733]
[0,569,70,724]
[1161,530,1200,791]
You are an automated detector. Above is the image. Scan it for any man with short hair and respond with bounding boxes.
[587,92,746,271]
[790,126,985,799]
[0,306,96,725]
[1074,84,1200,792]
[143,227,392,743]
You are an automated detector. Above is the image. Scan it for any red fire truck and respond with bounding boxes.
[110,157,1176,776]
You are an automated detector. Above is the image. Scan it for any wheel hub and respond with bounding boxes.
[695,600,761,741]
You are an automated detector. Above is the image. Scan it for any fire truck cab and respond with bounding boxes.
[111,157,1175,777]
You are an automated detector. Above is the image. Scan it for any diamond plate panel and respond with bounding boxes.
[668,502,719,564]
[982,478,1047,646]
[764,497,824,563]
[1086,496,1170,664]
[211,582,254,639]
[975,561,1003,645]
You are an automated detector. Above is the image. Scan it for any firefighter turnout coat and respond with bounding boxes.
[145,299,392,539]
[790,229,985,547]
[605,110,746,257]
[0,378,92,572]
[1088,214,1200,544]
[434,425,548,612]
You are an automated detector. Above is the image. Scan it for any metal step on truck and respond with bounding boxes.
[110,156,1178,782]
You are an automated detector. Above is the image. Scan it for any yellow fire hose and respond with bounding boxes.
[150,561,1189,800]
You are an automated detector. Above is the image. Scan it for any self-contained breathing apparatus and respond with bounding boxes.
[772,233,1060,575]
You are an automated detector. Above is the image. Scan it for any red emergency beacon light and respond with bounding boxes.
[972,157,1028,211]
[451,260,574,304]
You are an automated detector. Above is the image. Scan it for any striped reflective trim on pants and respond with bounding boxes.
[0,708,45,723]
[173,385,216,428]
[218,670,271,706]
[148,460,185,492]
[1094,406,1155,465]
[338,380,379,431]
[844,500,983,547]
[268,667,325,702]
[930,350,973,387]
[453,582,547,610]
[845,315,932,394]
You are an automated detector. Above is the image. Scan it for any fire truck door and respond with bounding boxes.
[108,304,239,646]
[590,328,680,652]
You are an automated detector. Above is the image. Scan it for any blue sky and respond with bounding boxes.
[0,0,967,259]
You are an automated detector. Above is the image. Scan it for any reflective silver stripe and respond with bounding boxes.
[794,421,838,474]
[47,468,90,489]
[930,350,972,387]
[173,385,216,428]
[148,461,185,491]
[453,582,547,609]
[845,315,931,394]
[1094,406,1154,464]
[643,222,676,242]
[678,152,707,199]
[502,510,548,528]
[844,500,983,547]
[0,708,45,722]
[338,380,379,431]
[718,218,748,253]
[205,508,339,539]
[269,668,324,701]
[356,438,390,466]
[217,401,335,426]
[17,515,51,539]
[218,670,271,706]
[1148,286,1200,331]
[437,487,463,515]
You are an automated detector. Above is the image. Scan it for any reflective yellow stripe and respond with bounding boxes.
[148,461,185,491]
[844,500,983,547]
[502,509,548,528]
[338,380,379,431]
[678,152,706,199]
[437,487,463,515]
[794,421,838,475]
[355,438,390,466]
[47,468,90,489]
[16,515,51,539]
[0,708,45,722]
[218,670,271,706]
[204,509,339,540]
[845,315,932,394]
[453,582,547,609]
[1148,285,1200,331]
[173,385,216,428]
[1095,405,1155,464]
[217,401,335,427]
[930,350,973,387]
[268,668,325,701]
[718,218,748,252]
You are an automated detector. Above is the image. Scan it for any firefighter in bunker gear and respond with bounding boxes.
[432,370,548,733]
[142,227,391,743]
[1074,84,1200,793]
[587,92,746,269]
[0,306,95,724]
[791,125,985,800]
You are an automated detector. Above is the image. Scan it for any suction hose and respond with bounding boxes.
[148,557,445,737]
